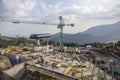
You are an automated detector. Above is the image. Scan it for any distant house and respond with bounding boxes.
[86,45,92,49]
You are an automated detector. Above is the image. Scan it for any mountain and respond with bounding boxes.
[103,29,120,41]
[84,21,120,37]
[51,21,120,44]
[51,33,103,44]
[83,21,120,42]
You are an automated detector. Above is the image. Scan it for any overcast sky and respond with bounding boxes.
[0,0,120,37]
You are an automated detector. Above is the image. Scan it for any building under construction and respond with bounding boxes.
[1,44,119,80]
[0,16,120,80]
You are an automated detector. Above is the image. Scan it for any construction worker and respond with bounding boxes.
[52,62,58,69]
[39,55,44,65]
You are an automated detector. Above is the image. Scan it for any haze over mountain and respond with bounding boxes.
[51,21,120,44]
[84,21,120,41]
[51,33,102,44]
[84,21,120,37]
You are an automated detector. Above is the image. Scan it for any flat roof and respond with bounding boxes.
[30,33,51,39]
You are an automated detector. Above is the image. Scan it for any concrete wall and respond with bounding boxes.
[4,63,24,79]
[0,69,15,80]
[0,53,30,65]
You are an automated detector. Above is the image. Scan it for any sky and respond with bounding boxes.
[0,0,120,37]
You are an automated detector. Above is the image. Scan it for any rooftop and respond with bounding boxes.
[30,33,51,39]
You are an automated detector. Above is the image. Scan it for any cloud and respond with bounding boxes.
[0,0,120,35]
[1,0,119,20]
[0,0,37,17]
[38,0,47,11]
[47,0,120,21]
[40,0,120,33]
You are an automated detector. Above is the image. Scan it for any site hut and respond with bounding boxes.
[30,34,51,52]
[86,45,92,49]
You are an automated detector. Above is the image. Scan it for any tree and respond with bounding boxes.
[117,41,120,46]
[17,37,25,45]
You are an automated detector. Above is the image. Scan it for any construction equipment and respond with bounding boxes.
[30,33,51,46]
[75,55,86,67]
[0,16,74,52]
[65,66,78,78]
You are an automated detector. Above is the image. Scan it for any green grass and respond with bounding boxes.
[0,56,7,60]
[0,36,12,41]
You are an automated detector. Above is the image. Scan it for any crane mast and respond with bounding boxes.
[58,16,64,52]
[58,16,74,52]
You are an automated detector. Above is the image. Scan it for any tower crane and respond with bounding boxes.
[0,16,74,52]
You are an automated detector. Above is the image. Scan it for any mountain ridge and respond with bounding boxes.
[51,21,120,44]
[83,21,120,37]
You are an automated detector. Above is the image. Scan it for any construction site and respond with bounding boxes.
[0,16,120,80]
